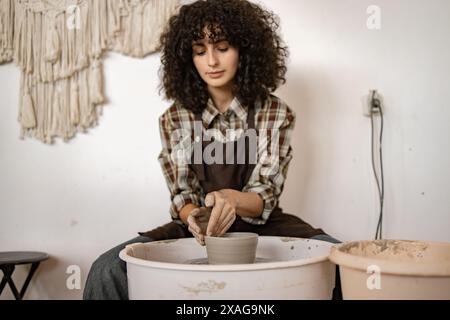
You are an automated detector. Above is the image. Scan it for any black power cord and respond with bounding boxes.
[370,91,385,240]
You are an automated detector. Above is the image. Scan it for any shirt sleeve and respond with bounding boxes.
[242,98,296,225]
[158,107,202,222]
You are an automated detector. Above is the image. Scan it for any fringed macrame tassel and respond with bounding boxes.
[25,8,34,74]
[131,1,145,57]
[50,85,62,138]
[6,0,181,144]
[0,7,4,60]
[59,11,69,78]
[89,59,104,105]
[0,0,14,64]
[75,52,88,71]
[107,0,128,38]
[70,81,80,126]
[110,0,179,58]
[45,21,60,64]
[21,86,37,129]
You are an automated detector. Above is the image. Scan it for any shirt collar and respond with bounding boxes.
[202,97,248,127]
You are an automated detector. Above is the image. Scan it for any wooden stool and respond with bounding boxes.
[0,251,49,300]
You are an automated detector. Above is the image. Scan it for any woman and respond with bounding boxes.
[84,0,340,300]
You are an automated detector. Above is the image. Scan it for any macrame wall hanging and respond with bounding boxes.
[0,0,179,144]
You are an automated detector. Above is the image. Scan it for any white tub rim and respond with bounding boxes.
[119,236,335,272]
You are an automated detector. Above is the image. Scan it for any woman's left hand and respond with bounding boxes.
[205,189,238,237]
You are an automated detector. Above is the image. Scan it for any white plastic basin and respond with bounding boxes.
[329,240,450,300]
[119,236,336,300]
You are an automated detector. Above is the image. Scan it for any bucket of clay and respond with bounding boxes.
[329,240,450,300]
[119,236,336,300]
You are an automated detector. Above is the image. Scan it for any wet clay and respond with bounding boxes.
[339,240,429,262]
[205,232,258,265]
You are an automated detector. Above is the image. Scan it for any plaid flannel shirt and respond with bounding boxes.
[158,95,295,225]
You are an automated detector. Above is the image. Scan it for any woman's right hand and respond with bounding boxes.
[187,207,212,246]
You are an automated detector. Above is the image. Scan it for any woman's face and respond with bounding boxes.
[192,35,239,92]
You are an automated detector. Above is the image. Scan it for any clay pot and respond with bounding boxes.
[329,240,450,300]
[205,232,258,265]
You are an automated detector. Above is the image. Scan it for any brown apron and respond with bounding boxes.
[139,106,325,240]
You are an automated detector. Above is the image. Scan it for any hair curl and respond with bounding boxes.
[159,0,289,113]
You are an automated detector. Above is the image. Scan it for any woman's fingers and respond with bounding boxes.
[196,234,205,246]
[216,209,236,236]
[188,224,199,236]
[197,208,211,224]
[207,198,225,236]
[188,224,205,245]
[205,193,216,207]
[187,215,201,234]
[190,208,200,217]
[217,218,236,237]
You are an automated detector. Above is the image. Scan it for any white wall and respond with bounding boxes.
[1,0,449,299]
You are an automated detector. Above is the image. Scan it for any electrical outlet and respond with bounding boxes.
[363,90,382,117]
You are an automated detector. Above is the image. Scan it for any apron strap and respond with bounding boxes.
[192,112,206,181]
[244,105,256,184]
[247,105,255,130]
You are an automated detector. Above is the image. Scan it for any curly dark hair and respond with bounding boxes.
[159,0,289,113]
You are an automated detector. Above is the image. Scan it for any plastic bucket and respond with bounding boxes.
[329,240,450,300]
